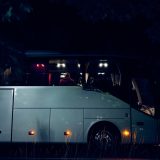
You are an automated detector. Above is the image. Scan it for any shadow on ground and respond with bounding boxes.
[0,143,159,159]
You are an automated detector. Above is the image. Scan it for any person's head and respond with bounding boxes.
[4,64,12,77]
[65,72,70,78]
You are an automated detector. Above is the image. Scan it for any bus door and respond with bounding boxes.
[131,78,159,144]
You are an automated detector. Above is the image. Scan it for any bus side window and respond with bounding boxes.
[52,73,60,86]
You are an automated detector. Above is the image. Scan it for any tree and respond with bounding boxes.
[0,0,32,23]
[0,1,32,85]
[0,41,26,85]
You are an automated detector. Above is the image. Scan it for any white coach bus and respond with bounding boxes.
[0,51,159,151]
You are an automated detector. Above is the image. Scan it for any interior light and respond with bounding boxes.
[104,63,108,68]
[98,72,105,75]
[99,63,103,68]
[60,73,66,78]
[57,63,66,68]
[85,73,89,83]
[62,63,66,68]
[41,64,45,68]
[48,73,52,85]
[57,63,61,68]
[78,63,81,68]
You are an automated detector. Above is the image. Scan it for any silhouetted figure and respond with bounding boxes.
[59,72,75,86]
[1,65,12,86]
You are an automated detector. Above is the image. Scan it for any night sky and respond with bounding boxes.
[0,0,160,58]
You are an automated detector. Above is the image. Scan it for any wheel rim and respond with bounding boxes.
[94,129,114,150]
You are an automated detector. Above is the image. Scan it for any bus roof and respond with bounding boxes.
[25,50,111,58]
[25,50,147,61]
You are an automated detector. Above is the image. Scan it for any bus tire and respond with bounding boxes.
[87,122,121,152]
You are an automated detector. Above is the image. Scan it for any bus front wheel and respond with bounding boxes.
[88,124,120,152]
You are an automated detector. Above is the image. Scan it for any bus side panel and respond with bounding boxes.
[131,108,157,144]
[50,109,83,142]
[12,109,50,142]
[0,89,13,142]
[84,108,131,144]
[84,108,130,119]
[14,87,85,109]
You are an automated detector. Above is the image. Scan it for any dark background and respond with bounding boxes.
[0,0,160,99]
[0,0,160,74]
[0,0,160,54]
[0,1,160,158]
[0,0,160,91]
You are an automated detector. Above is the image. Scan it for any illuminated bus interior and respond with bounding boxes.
[1,54,160,118]
[25,59,120,88]
[25,58,160,117]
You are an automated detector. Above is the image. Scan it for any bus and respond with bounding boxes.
[0,51,159,151]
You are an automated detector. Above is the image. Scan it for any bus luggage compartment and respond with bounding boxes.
[0,89,13,142]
